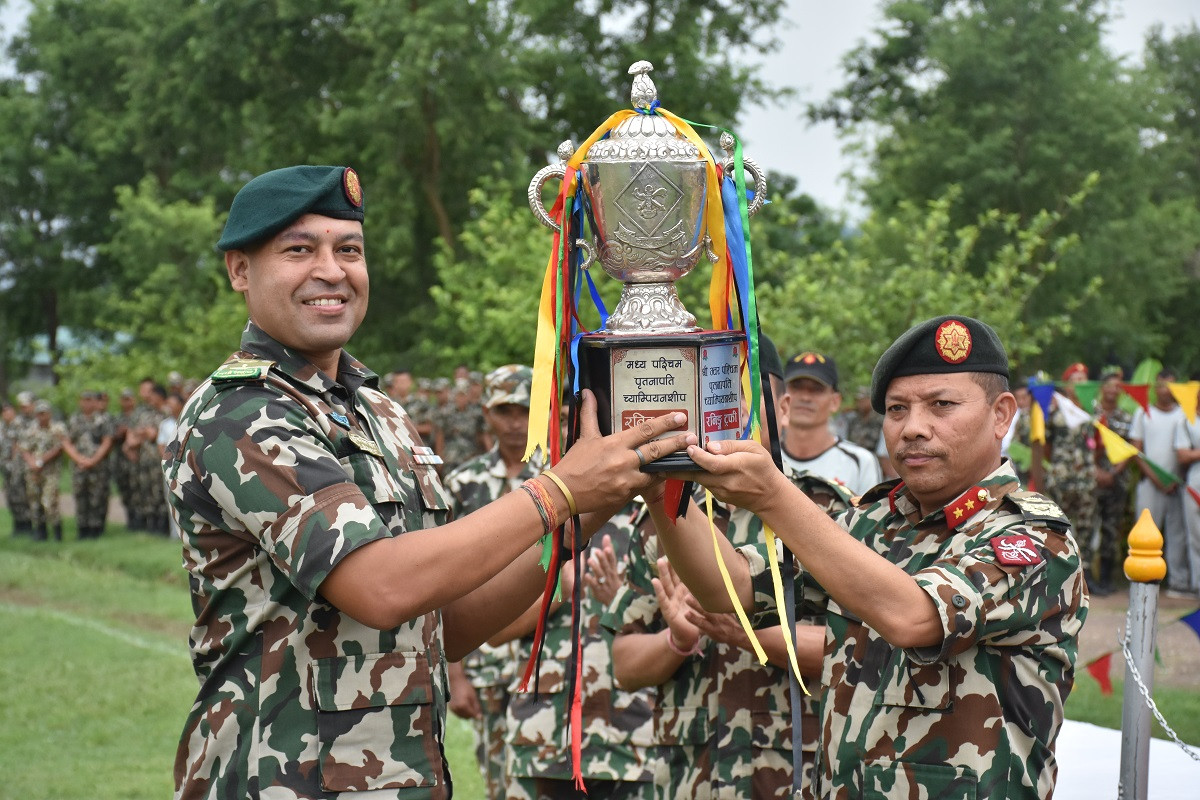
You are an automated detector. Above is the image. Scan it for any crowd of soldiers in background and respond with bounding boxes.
[0,364,494,541]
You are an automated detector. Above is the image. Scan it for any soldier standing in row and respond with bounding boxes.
[1089,366,1133,595]
[62,391,116,539]
[4,392,36,535]
[18,400,67,541]
[130,382,169,533]
[444,365,542,800]
[438,379,487,474]
[112,388,139,526]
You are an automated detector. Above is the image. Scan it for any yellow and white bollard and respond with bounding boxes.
[1118,508,1167,800]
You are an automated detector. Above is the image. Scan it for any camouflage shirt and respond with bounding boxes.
[164,322,454,800]
[443,446,543,689]
[437,404,486,471]
[19,419,67,460]
[67,411,115,459]
[606,471,851,800]
[741,462,1086,800]
[506,506,657,784]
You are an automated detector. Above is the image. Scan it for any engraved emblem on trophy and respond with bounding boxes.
[528,60,767,470]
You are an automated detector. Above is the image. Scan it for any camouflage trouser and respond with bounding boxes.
[4,463,31,527]
[114,452,136,520]
[474,684,512,800]
[132,450,168,528]
[1086,476,1130,575]
[73,463,110,531]
[26,467,61,528]
[509,777,653,800]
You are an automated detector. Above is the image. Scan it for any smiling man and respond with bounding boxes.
[654,315,1087,800]
[163,165,688,800]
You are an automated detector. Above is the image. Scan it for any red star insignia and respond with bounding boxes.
[935,320,972,364]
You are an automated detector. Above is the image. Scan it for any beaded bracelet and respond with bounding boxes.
[665,630,703,657]
[540,469,578,518]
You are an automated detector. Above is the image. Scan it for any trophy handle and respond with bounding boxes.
[527,140,576,230]
[720,132,768,217]
[576,237,596,269]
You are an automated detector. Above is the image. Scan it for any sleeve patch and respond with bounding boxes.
[990,534,1043,566]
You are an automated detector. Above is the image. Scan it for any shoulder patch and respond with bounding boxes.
[991,534,1043,565]
[1005,490,1070,529]
[211,358,275,383]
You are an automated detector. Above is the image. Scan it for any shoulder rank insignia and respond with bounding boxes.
[991,534,1042,566]
[945,485,991,528]
[211,358,274,382]
[411,445,443,466]
[1005,490,1070,528]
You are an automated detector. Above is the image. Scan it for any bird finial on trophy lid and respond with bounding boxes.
[556,140,575,163]
[719,131,735,155]
[628,60,657,111]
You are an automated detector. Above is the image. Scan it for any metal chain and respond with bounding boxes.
[1119,635,1200,762]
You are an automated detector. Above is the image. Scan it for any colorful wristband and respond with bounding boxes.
[665,630,702,657]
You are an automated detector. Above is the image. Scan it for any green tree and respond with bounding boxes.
[811,0,1197,371]
[758,186,1094,391]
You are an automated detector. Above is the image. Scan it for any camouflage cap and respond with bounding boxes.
[16,390,35,406]
[217,165,365,251]
[120,387,136,399]
[34,400,52,414]
[484,365,533,409]
[432,377,451,391]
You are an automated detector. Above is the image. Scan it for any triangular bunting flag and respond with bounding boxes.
[1072,381,1100,413]
[1086,652,1113,696]
[1093,421,1141,465]
[1054,391,1093,431]
[1030,401,1046,445]
[1143,457,1180,488]
[1121,383,1150,415]
[1029,381,1056,420]
[1180,608,1200,641]
[1130,358,1163,410]
[1167,381,1199,425]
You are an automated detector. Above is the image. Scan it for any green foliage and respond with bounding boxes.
[758,185,1093,390]
[811,0,1200,373]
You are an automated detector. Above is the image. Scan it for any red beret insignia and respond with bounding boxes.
[343,167,363,208]
[935,320,972,364]
[990,534,1042,565]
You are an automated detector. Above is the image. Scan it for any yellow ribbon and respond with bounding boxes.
[706,490,766,663]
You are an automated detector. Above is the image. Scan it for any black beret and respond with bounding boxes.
[218,165,364,251]
[870,315,1008,413]
[758,332,784,381]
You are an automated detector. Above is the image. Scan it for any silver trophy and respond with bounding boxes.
[527,61,767,469]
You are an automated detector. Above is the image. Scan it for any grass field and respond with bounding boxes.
[1,510,1196,798]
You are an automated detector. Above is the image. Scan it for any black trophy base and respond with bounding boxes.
[576,329,745,473]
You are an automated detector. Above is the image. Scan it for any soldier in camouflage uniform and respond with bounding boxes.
[1040,364,1098,569]
[62,391,116,539]
[1,403,20,534]
[164,165,688,800]
[656,316,1087,799]
[407,378,438,448]
[608,470,850,800]
[606,335,850,799]
[840,386,883,455]
[1089,367,1133,595]
[438,379,487,473]
[3,392,36,535]
[503,505,658,800]
[18,400,67,540]
[111,388,139,528]
[130,383,169,533]
[444,365,540,800]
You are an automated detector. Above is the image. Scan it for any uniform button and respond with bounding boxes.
[952,594,968,609]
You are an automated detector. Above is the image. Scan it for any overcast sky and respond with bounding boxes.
[740,0,1199,215]
[1,0,1195,215]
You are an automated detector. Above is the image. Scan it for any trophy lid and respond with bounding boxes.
[585,61,702,163]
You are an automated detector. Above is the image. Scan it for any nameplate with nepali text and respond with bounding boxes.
[611,346,695,439]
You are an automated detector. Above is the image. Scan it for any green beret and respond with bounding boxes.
[870,315,1008,413]
[218,165,364,251]
[757,332,784,381]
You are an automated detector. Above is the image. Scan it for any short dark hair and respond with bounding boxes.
[972,372,1010,403]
